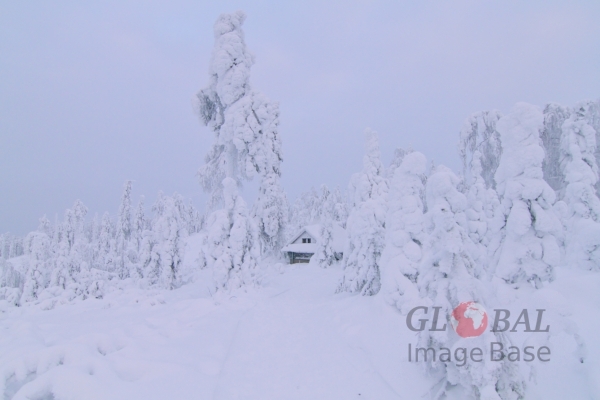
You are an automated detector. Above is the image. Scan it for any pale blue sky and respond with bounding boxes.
[2,0,600,234]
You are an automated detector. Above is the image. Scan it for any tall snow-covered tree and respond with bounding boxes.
[49,201,89,293]
[462,149,504,279]
[96,212,114,272]
[117,181,133,243]
[559,110,600,270]
[380,151,427,313]
[418,165,525,400]
[493,103,562,288]
[196,10,286,259]
[116,181,133,279]
[338,128,387,296]
[576,99,600,197]
[134,196,146,252]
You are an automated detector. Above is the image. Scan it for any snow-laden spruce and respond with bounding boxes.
[201,178,260,291]
[463,150,504,279]
[315,219,336,268]
[493,103,562,288]
[576,100,600,197]
[196,11,287,256]
[541,103,571,197]
[558,108,600,270]
[459,110,503,190]
[338,128,387,296]
[380,151,427,313]
[139,193,189,289]
[417,165,525,400]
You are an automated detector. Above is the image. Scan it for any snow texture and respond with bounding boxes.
[338,128,388,296]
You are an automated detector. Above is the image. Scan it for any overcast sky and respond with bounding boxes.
[1,0,600,235]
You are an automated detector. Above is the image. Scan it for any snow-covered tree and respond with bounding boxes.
[315,220,336,268]
[197,10,286,264]
[143,194,189,289]
[559,110,600,270]
[203,178,260,292]
[386,146,413,180]
[493,103,562,288]
[331,187,349,228]
[117,181,133,243]
[338,129,387,296]
[418,165,525,400]
[21,231,51,303]
[540,103,571,197]
[575,100,600,197]
[116,181,133,279]
[462,149,504,279]
[288,187,320,237]
[96,212,114,272]
[186,200,203,234]
[134,196,146,252]
[253,171,288,255]
[380,151,427,312]
[459,110,503,190]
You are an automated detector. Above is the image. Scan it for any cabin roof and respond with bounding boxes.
[281,223,346,254]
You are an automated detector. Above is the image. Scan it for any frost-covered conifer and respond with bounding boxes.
[253,171,288,254]
[380,151,427,312]
[540,103,571,197]
[418,165,525,400]
[386,147,412,180]
[38,215,53,240]
[559,109,600,270]
[144,194,189,289]
[576,100,600,197]
[331,187,349,228]
[117,181,132,243]
[134,196,146,252]
[250,97,287,254]
[116,181,133,279]
[338,129,387,296]
[462,150,502,278]
[203,178,260,291]
[493,103,562,288]
[186,200,203,234]
[288,187,320,235]
[197,11,286,262]
[315,220,336,268]
[21,231,51,303]
[459,110,503,190]
[96,212,114,272]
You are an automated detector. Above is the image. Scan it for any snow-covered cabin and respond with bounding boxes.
[281,224,346,264]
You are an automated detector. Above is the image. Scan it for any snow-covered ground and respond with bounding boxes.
[1,257,598,399]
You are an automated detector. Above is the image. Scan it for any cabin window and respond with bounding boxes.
[302,238,311,243]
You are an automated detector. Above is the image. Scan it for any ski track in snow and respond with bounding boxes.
[0,264,428,399]
[1,263,599,399]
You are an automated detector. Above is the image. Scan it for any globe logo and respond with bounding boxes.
[450,301,488,338]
